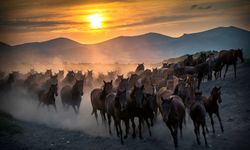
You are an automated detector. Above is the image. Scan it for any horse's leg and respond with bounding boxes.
[167,123,176,146]
[107,114,112,135]
[193,121,200,145]
[223,64,229,79]
[72,105,77,114]
[216,111,224,133]
[234,63,237,79]
[94,109,99,125]
[179,120,183,138]
[53,104,57,112]
[131,117,136,138]
[138,116,143,139]
[202,123,208,147]
[124,118,129,139]
[145,118,152,136]
[209,113,215,133]
[114,117,120,137]
[118,119,124,144]
[170,123,178,148]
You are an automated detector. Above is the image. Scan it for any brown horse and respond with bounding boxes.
[190,92,208,146]
[38,84,58,111]
[129,85,145,139]
[144,93,157,129]
[60,79,84,114]
[91,80,113,124]
[203,86,224,133]
[161,95,185,148]
[105,90,129,144]
[135,63,144,73]
[219,49,244,79]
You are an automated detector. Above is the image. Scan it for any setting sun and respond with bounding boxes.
[87,14,103,29]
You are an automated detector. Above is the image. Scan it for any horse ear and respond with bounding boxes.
[110,80,113,84]
[218,86,221,90]
[103,80,106,84]
[141,85,144,90]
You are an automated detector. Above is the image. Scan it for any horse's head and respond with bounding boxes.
[211,86,222,103]
[87,70,93,77]
[161,96,173,122]
[76,79,84,96]
[118,78,129,91]
[117,74,124,80]
[131,85,144,109]
[115,90,128,112]
[51,84,58,96]
[103,80,113,94]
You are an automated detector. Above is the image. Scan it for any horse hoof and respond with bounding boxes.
[124,135,128,139]
[139,136,143,140]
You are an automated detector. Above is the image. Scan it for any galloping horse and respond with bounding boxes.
[91,80,113,124]
[203,86,224,133]
[190,92,208,146]
[161,95,186,148]
[61,79,84,114]
[38,84,58,111]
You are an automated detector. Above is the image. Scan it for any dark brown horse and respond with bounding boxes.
[91,80,113,124]
[60,79,84,114]
[129,85,145,139]
[219,49,244,79]
[38,84,58,111]
[143,93,157,132]
[203,86,224,133]
[161,95,185,148]
[190,92,208,146]
[105,90,129,144]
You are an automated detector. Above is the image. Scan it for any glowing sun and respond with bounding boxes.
[87,14,103,29]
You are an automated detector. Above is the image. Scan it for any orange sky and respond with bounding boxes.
[0,0,249,45]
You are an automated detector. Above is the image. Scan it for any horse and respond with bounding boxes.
[189,92,208,146]
[219,49,244,79]
[129,85,145,139]
[38,84,58,112]
[135,63,144,74]
[144,93,157,128]
[174,76,195,108]
[114,74,124,88]
[203,86,224,133]
[91,80,113,124]
[62,71,76,86]
[117,77,129,92]
[105,90,129,144]
[85,70,94,89]
[161,95,185,148]
[195,62,211,89]
[60,79,84,114]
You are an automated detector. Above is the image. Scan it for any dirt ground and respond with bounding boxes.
[1,62,250,150]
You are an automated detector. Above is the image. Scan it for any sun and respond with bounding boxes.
[87,14,103,29]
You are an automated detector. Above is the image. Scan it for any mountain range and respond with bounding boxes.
[0,26,249,64]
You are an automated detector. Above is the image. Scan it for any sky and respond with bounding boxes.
[0,0,249,45]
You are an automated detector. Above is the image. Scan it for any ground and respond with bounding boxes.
[1,62,250,150]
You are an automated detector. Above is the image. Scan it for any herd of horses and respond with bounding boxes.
[0,49,244,148]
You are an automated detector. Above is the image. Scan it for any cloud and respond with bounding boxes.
[105,14,204,29]
[191,4,213,10]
